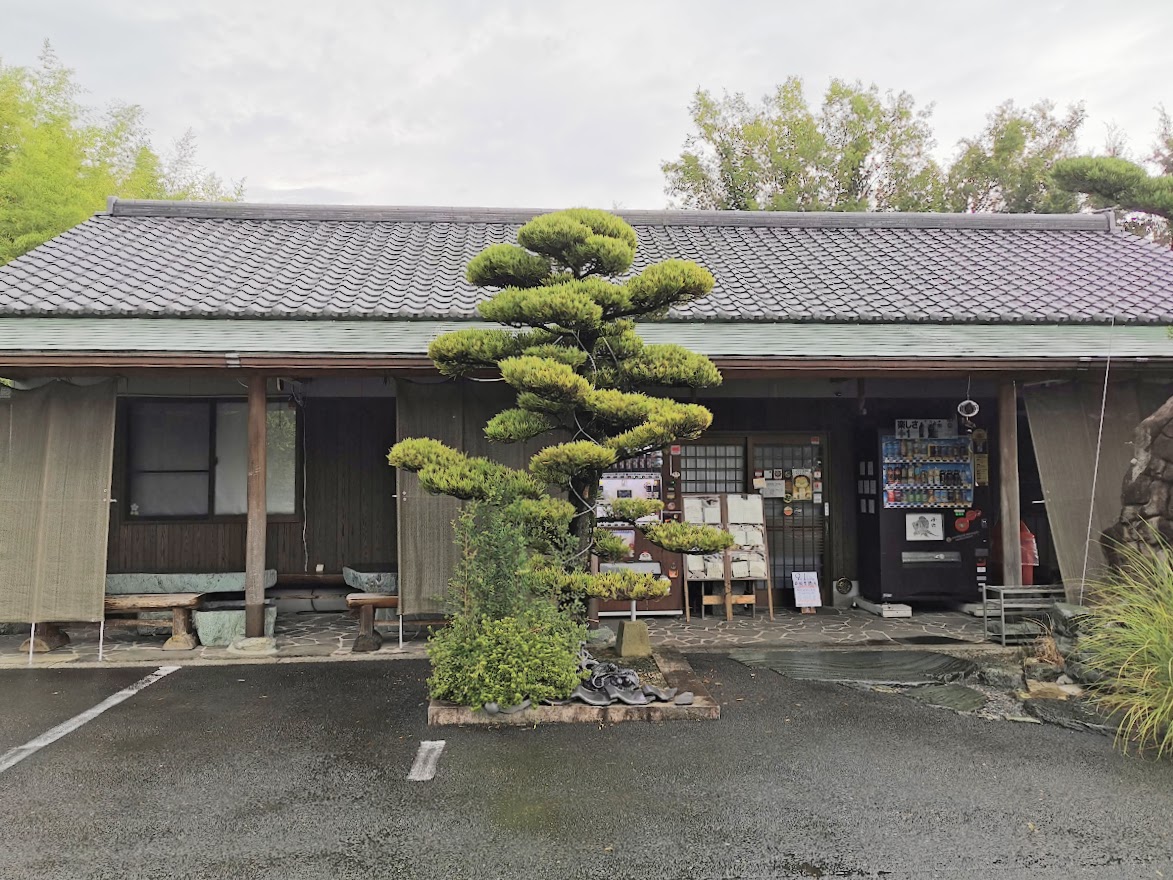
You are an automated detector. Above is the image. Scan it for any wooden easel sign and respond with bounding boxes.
[792,571,822,614]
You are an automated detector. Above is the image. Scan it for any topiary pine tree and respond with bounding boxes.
[1052,157,1173,233]
[388,208,733,613]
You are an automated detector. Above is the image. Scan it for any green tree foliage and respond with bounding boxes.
[946,99,1085,213]
[1052,107,1173,246]
[423,491,588,708]
[388,208,733,607]
[662,78,944,211]
[0,43,241,264]
[663,82,1091,215]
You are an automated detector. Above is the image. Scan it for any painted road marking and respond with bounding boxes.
[0,666,180,775]
[408,740,446,781]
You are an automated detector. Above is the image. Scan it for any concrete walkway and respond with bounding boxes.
[0,612,427,668]
[1,605,995,668]
[646,606,990,651]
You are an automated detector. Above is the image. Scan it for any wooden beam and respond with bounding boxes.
[244,375,268,638]
[999,379,1023,587]
[0,352,1162,374]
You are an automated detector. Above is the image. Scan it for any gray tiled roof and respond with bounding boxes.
[2,200,1173,324]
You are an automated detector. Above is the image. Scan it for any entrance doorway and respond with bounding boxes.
[680,434,828,607]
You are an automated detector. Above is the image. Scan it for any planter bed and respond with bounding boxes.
[428,650,719,726]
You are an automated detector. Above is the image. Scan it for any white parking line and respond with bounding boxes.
[407,740,446,781]
[0,666,180,775]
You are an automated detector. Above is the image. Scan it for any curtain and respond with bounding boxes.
[0,381,117,623]
[394,381,552,616]
[1023,380,1147,601]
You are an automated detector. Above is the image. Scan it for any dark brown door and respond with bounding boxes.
[749,436,828,603]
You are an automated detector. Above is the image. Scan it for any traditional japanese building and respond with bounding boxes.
[3,200,1173,630]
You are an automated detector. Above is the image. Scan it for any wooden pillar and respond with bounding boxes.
[999,379,1022,587]
[245,376,268,637]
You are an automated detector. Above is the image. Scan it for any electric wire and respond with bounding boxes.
[1079,315,1114,604]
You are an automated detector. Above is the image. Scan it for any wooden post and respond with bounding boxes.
[720,494,733,621]
[244,376,267,638]
[163,606,198,651]
[999,379,1022,587]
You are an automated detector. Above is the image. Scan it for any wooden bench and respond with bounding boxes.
[346,592,401,652]
[104,592,205,651]
[18,593,206,654]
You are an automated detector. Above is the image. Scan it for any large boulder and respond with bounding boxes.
[1103,395,1173,569]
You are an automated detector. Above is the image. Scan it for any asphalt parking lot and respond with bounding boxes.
[2,656,1172,880]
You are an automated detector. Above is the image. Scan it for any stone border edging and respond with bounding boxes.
[427,650,720,726]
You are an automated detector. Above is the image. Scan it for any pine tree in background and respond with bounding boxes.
[1053,107,1173,247]
[388,208,733,620]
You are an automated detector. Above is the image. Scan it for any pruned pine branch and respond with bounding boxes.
[387,208,732,602]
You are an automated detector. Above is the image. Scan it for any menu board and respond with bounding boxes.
[792,571,822,608]
[681,492,776,621]
[683,493,768,582]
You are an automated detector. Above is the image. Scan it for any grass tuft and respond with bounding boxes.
[1082,536,1173,757]
[1029,627,1066,668]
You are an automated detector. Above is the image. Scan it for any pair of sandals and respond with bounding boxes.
[571,682,678,706]
[573,648,678,706]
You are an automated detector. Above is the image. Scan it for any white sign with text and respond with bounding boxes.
[792,571,822,608]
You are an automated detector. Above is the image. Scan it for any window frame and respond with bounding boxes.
[123,397,302,524]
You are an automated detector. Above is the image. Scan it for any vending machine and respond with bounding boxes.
[595,447,686,616]
[862,419,990,604]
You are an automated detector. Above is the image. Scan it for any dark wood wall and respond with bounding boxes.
[106,397,397,576]
[301,397,398,573]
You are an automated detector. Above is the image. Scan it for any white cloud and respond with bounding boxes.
[2,0,1171,207]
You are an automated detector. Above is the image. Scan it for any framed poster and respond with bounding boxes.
[791,468,813,501]
[906,512,944,541]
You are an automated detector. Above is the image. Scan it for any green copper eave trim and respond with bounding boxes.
[1,318,1172,359]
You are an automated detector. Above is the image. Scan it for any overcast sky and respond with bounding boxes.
[2,0,1170,208]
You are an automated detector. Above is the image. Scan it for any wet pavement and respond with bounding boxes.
[729,647,980,684]
[3,657,1172,878]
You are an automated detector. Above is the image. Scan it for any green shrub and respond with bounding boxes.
[427,604,586,708]
[1083,538,1173,756]
[427,497,585,708]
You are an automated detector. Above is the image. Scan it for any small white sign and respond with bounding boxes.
[792,571,822,608]
[761,480,789,498]
[906,512,945,541]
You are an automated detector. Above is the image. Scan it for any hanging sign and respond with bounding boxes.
[895,418,957,439]
[792,571,822,607]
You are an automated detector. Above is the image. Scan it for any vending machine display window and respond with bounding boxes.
[881,435,974,509]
